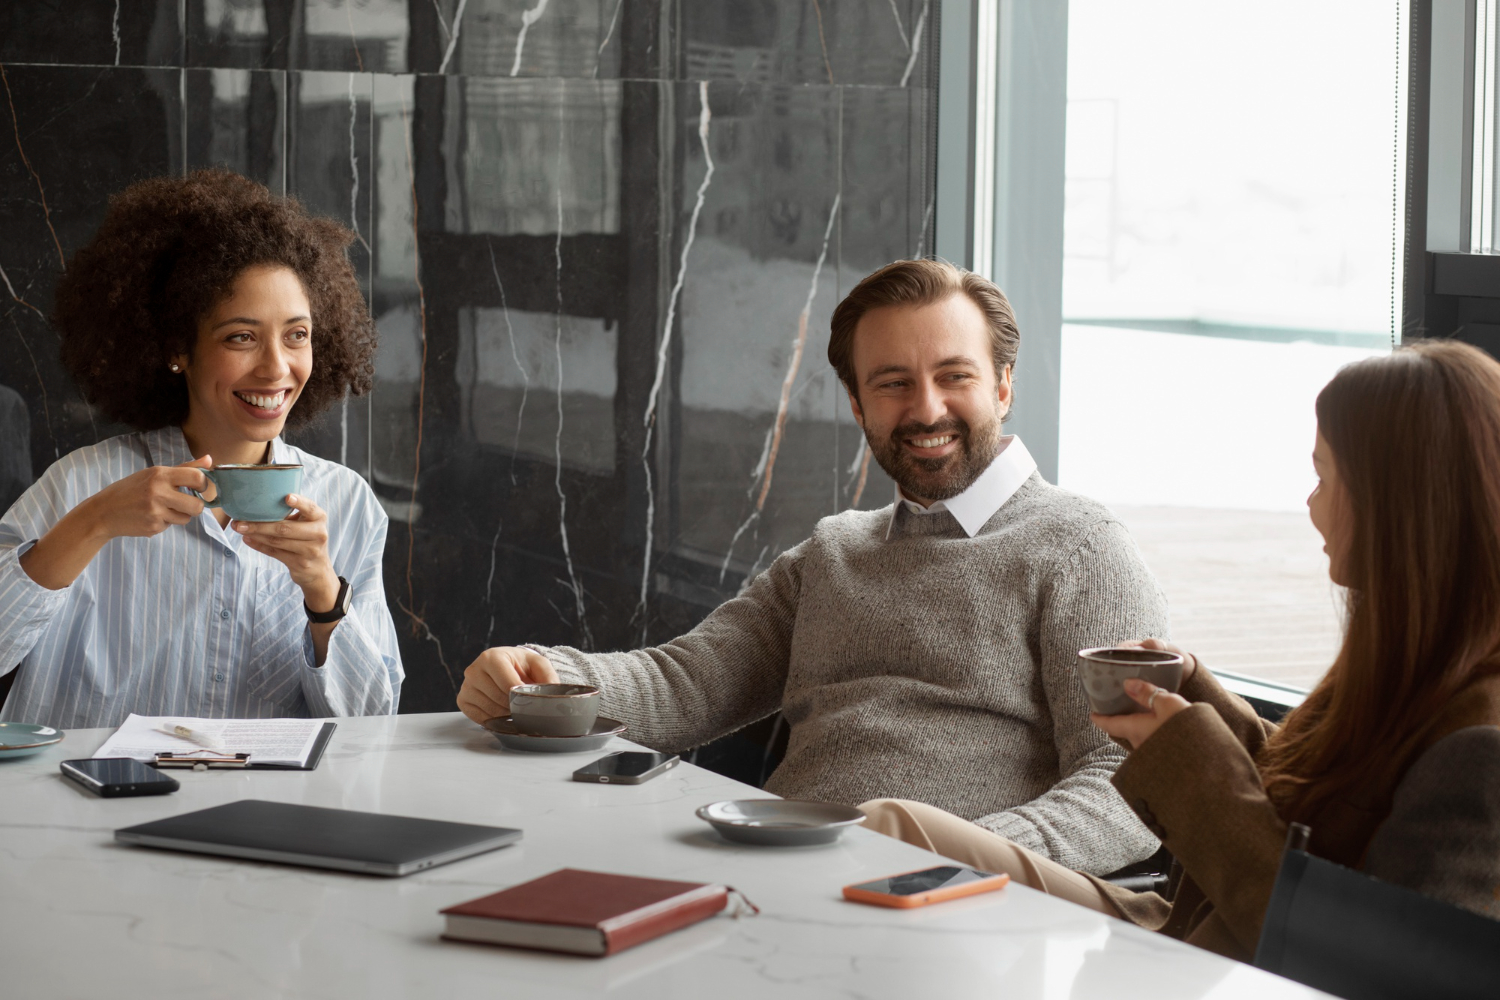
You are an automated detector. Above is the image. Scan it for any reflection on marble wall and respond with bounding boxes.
[0,1,936,713]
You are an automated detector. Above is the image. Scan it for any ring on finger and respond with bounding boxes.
[1147,688,1163,712]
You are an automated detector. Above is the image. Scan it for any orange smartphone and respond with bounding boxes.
[842,865,1010,909]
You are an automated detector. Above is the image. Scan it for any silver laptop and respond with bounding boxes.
[115,799,522,876]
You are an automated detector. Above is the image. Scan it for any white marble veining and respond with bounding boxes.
[899,0,929,87]
[719,191,844,583]
[752,191,841,513]
[639,79,716,637]
[0,713,1330,999]
[485,237,530,487]
[438,0,469,73]
[594,0,624,77]
[551,131,591,648]
[510,0,551,77]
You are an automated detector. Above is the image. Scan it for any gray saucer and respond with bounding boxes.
[0,722,65,760]
[696,799,866,846]
[481,716,626,753]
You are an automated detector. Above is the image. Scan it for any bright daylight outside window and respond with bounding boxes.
[1058,1,1403,688]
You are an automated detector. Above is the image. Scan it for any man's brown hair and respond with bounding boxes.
[827,258,1020,399]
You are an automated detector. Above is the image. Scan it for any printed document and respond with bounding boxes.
[94,714,325,767]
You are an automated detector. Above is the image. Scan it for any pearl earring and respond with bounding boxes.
[169,363,182,373]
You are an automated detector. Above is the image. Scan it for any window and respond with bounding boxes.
[1057,1,1405,687]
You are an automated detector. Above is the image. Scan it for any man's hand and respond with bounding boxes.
[1091,677,1190,750]
[458,646,560,724]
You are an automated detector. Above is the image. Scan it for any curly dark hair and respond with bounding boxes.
[54,168,375,431]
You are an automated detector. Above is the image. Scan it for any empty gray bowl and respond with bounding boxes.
[695,799,866,846]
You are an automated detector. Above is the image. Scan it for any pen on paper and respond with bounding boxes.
[159,723,225,751]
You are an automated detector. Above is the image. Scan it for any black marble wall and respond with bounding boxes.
[0,0,936,714]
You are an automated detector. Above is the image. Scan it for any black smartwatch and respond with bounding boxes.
[306,576,352,624]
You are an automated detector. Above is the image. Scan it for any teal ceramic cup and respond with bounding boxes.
[190,463,303,522]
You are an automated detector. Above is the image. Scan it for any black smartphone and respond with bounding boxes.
[571,751,679,785]
[60,758,180,797]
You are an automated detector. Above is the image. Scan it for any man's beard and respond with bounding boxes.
[866,406,1006,504]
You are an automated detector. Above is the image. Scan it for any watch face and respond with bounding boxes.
[337,577,352,612]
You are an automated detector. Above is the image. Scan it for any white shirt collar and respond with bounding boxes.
[885,435,1038,539]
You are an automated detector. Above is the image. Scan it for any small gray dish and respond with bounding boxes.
[695,799,866,846]
[481,716,626,753]
[0,722,65,760]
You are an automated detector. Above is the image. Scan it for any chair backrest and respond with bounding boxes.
[1254,842,1500,1000]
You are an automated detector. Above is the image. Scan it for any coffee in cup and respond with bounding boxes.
[1076,646,1186,715]
[509,683,601,737]
[190,464,303,522]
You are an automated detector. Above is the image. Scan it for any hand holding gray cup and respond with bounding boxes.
[1076,646,1186,715]
[509,683,601,737]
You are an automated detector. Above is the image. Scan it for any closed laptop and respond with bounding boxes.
[116,799,521,876]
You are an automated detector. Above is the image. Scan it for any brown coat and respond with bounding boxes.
[1088,668,1500,961]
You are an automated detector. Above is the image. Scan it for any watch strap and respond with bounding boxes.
[306,576,351,624]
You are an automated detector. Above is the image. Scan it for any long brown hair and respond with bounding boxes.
[1260,340,1500,821]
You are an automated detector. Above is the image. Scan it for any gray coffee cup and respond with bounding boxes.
[509,683,601,737]
[1076,646,1186,715]
[189,463,303,522]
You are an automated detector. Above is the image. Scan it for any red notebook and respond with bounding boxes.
[440,868,729,956]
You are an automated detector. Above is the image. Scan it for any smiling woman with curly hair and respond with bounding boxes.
[0,169,402,728]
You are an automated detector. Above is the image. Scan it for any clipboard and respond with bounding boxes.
[155,751,252,769]
[152,722,337,771]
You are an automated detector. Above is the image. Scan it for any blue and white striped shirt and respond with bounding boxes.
[0,427,403,728]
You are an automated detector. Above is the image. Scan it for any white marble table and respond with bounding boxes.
[0,713,1328,999]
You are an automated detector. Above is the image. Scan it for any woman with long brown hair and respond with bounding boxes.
[859,339,1500,960]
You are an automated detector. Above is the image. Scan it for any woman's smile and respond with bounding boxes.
[233,387,294,417]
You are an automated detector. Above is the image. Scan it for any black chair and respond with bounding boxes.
[1254,824,1500,1000]
[1100,847,1174,894]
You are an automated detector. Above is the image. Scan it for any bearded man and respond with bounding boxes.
[457,259,1166,874]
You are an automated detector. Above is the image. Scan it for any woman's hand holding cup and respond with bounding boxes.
[1085,638,1200,751]
[85,455,213,540]
[1091,678,1191,750]
[233,493,339,612]
[19,456,213,591]
[458,647,561,724]
[1114,637,1199,683]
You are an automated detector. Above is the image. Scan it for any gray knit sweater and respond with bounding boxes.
[541,472,1167,874]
